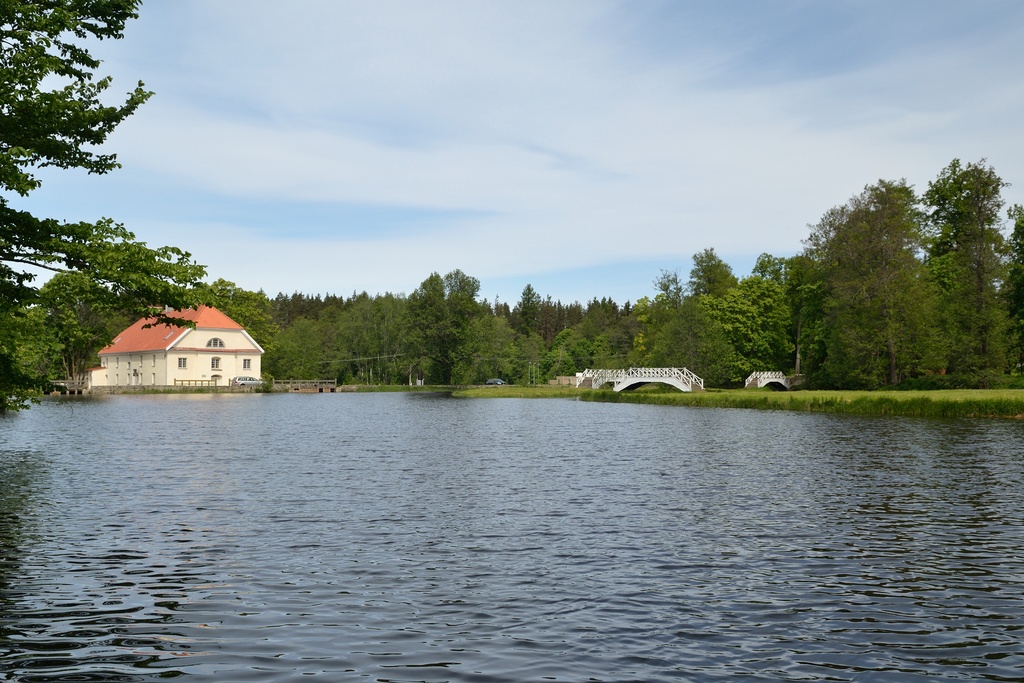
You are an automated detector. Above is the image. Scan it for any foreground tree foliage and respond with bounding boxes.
[1,0,205,411]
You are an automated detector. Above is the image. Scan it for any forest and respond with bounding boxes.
[4,7,1024,407]
[12,158,1024,393]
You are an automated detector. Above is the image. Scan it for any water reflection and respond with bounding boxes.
[1,450,38,616]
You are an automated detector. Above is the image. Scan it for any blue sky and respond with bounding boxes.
[22,0,1024,305]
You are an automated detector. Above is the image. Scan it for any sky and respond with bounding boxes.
[22,0,1024,306]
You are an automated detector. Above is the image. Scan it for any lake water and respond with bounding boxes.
[2,392,1024,682]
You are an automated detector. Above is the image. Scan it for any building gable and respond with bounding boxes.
[98,306,261,356]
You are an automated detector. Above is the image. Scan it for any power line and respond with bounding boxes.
[319,353,405,364]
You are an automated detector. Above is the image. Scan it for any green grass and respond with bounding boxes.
[452,385,581,399]
[578,387,1024,418]
[450,383,1024,418]
[285,382,1024,418]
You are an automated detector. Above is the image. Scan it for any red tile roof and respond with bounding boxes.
[98,306,245,355]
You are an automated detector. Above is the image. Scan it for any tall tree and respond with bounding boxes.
[806,179,940,388]
[513,283,541,336]
[688,248,738,298]
[923,159,1010,382]
[406,270,482,384]
[752,253,786,282]
[1005,204,1024,373]
[1,1,205,410]
[781,254,824,376]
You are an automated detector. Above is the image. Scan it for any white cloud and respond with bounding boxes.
[46,0,1024,302]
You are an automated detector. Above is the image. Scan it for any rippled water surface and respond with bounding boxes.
[2,393,1024,681]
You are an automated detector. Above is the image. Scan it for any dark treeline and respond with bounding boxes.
[21,158,1024,390]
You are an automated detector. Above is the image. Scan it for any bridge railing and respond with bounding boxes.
[744,371,789,389]
[579,367,703,391]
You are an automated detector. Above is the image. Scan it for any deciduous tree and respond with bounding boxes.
[407,270,482,383]
[1,1,205,410]
[806,179,941,388]
[1005,204,1024,373]
[924,159,1010,383]
[687,248,738,298]
[200,279,280,353]
[702,275,791,380]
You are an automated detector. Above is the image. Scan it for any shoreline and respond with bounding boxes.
[454,385,1024,419]
[38,384,1024,419]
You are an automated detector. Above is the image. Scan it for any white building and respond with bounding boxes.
[90,306,264,387]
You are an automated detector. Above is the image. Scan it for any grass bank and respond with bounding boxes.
[452,385,580,399]
[454,384,1024,418]
[580,387,1024,419]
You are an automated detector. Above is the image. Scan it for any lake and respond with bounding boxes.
[2,393,1023,681]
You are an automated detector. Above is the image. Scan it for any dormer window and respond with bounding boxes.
[207,338,225,348]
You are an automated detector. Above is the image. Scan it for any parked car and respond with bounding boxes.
[485,378,506,385]
[231,376,262,387]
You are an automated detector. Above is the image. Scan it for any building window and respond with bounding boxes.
[178,358,187,369]
[206,338,225,348]
[243,359,251,370]
[211,357,221,370]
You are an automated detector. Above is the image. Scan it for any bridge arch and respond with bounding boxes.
[744,371,791,391]
[579,367,703,393]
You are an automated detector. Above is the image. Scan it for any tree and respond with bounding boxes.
[466,314,518,383]
[36,272,131,384]
[688,248,738,298]
[631,275,737,387]
[542,328,597,378]
[513,283,541,336]
[654,269,685,305]
[923,159,1010,382]
[406,270,482,383]
[702,275,791,380]
[200,279,280,353]
[1,1,206,411]
[633,294,736,386]
[1005,204,1024,373]
[781,254,824,376]
[806,179,941,388]
[752,253,786,283]
[263,318,328,380]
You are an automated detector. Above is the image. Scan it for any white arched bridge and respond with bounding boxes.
[744,371,793,390]
[578,367,704,393]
